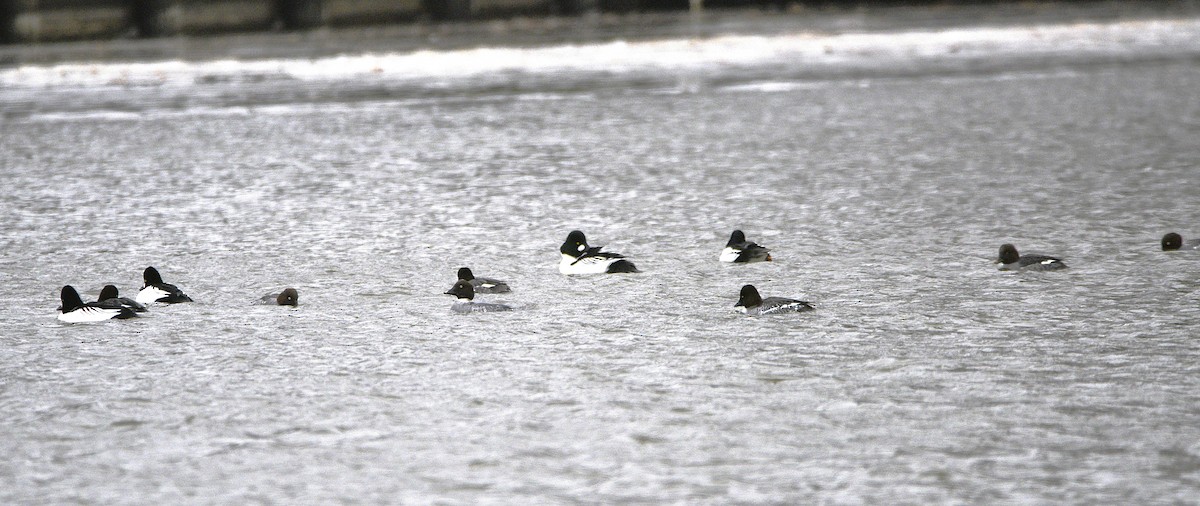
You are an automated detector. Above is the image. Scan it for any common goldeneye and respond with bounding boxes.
[558,230,640,275]
[445,280,513,313]
[135,266,193,304]
[456,267,510,293]
[259,288,298,306]
[1162,233,1200,251]
[98,284,148,312]
[58,285,138,322]
[734,284,813,315]
[720,230,773,263]
[996,244,1068,271]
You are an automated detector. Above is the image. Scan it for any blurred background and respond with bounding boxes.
[2,0,1198,46]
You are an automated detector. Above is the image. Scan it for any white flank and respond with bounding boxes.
[58,306,121,323]
[719,247,742,263]
[559,254,616,275]
[775,302,804,313]
[135,286,170,305]
[5,19,1199,90]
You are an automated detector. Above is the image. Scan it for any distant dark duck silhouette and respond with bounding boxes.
[98,284,148,312]
[995,244,1067,271]
[1162,232,1200,251]
[260,288,298,306]
[445,279,513,313]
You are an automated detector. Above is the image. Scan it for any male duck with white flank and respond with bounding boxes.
[58,285,138,322]
[558,230,640,275]
[734,284,813,316]
[720,230,773,263]
[98,285,148,313]
[136,266,194,304]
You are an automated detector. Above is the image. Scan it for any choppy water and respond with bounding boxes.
[3,7,1200,504]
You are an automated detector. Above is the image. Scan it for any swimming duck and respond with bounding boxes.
[558,230,640,275]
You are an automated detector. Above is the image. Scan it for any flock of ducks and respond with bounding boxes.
[56,230,1200,322]
[56,266,292,323]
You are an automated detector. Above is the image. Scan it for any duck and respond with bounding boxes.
[135,266,194,304]
[720,230,773,263]
[456,267,510,293]
[1162,233,1200,251]
[734,284,813,315]
[995,244,1068,271]
[58,285,138,322]
[444,280,513,313]
[558,230,640,275]
[259,288,298,306]
[97,285,148,312]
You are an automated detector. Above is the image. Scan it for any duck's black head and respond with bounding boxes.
[997,244,1020,264]
[561,230,588,256]
[457,267,475,281]
[277,288,299,306]
[735,284,762,309]
[727,230,746,247]
[143,266,164,286]
[445,279,474,301]
[60,285,85,312]
[98,285,119,301]
[1162,233,1183,251]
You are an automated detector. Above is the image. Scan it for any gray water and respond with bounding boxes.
[3,7,1200,504]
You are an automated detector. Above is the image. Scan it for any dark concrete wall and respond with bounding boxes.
[0,0,1130,43]
[3,0,517,41]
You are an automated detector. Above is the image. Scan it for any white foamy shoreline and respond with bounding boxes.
[3,17,1199,90]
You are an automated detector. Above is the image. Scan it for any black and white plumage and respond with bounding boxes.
[1162,233,1200,251]
[456,267,510,293]
[444,280,513,313]
[996,244,1068,271]
[58,285,138,322]
[135,266,193,305]
[259,288,298,306]
[98,284,148,313]
[720,230,773,263]
[734,284,813,316]
[558,230,640,275]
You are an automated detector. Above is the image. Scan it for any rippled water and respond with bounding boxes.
[3,7,1200,503]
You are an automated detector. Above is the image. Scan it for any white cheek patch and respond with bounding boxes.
[577,244,585,252]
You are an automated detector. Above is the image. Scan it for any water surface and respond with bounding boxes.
[2,8,1200,504]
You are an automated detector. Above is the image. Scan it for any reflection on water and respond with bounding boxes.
[2,8,1200,504]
